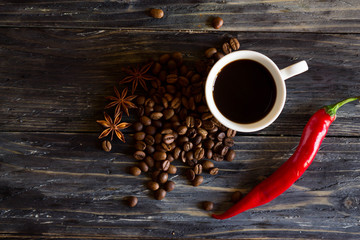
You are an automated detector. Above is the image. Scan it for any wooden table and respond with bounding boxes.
[1,1,360,239]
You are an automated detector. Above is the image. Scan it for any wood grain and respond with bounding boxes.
[1,0,360,33]
[1,132,360,239]
[0,28,359,136]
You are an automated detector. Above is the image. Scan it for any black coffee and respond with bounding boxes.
[213,59,276,124]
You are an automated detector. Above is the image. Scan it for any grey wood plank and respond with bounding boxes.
[0,0,360,33]
[1,132,360,239]
[0,28,359,136]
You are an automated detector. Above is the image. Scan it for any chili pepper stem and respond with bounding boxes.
[324,96,360,117]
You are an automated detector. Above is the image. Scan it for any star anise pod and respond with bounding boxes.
[105,87,137,116]
[120,62,157,94]
[96,111,131,142]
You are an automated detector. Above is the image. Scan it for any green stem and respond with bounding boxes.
[325,96,360,117]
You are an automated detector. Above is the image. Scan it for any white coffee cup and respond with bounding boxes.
[205,50,308,132]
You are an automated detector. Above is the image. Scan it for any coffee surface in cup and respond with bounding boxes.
[213,59,276,124]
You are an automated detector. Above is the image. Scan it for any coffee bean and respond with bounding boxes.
[129,166,141,176]
[154,189,166,200]
[144,106,153,116]
[197,105,209,113]
[218,145,229,156]
[164,181,175,192]
[102,140,112,152]
[126,196,138,207]
[213,153,224,162]
[151,170,161,181]
[167,153,175,162]
[194,118,202,128]
[213,142,223,153]
[138,161,149,172]
[178,76,189,87]
[166,74,178,84]
[222,42,232,55]
[173,147,181,159]
[205,47,217,58]
[203,139,214,149]
[144,135,155,146]
[184,169,195,182]
[152,62,162,75]
[163,108,175,120]
[134,132,146,141]
[183,141,193,152]
[137,106,144,117]
[161,160,171,171]
[145,98,155,108]
[170,97,181,109]
[177,125,188,135]
[224,137,234,147]
[136,96,146,105]
[192,135,202,146]
[153,151,167,161]
[144,156,155,168]
[201,112,213,121]
[161,142,172,152]
[214,52,224,61]
[202,160,214,170]
[194,148,205,160]
[147,181,160,191]
[231,191,243,203]
[155,133,163,144]
[194,164,203,175]
[132,122,143,132]
[145,125,157,135]
[226,128,237,137]
[140,116,151,126]
[185,116,195,128]
[158,172,168,184]
[192,175,204,186]
[167,59,177,71]
[146,145,155,155]
[134,141,146,151]
[202,201,214,211]
[186,128,197,139]
[180,150,186,163]
[202,120,215,131]
[191,73,201,83]
[171,51,183,64]
[168,164,177,174]
[163,134,175,145]
[150,112,163,120]
[206,149,213,159]
[212,17,224,29]
[197,128,208,139]
[150,8,164,19]
[229,38,240,51]
[217,132,226,141]
[209,167,219,175]
[133,150,146,160]
[226,149,236,162]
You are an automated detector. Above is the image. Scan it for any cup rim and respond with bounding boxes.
[205,50,286,132]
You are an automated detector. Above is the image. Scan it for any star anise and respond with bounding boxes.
[105,87,137,116]
[96,111,131,142]
[119,62,157,94]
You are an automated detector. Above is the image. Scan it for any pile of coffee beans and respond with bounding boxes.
[126,38,242,202]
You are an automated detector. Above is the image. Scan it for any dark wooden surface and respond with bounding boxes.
[1,1,360,239]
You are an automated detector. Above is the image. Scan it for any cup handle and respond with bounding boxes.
[280,60,308,81]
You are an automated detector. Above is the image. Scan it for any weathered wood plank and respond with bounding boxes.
[0,28,360,136]
[1,132,360,239]
[0,0,360,33]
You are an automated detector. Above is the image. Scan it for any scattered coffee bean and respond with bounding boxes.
[161,160,171,171]
[168,164,177,174]
[229,38,240,51]
[224,137,234,147]
[213,153,224,162]
[129,166,141,176]
[150,8,164,19]
[155,189,167,200]
[194,147,205,160]
[164,181,175,192]
[212,16,224,29]
[222,42,232,54]
[231,191,243,203]
[202,160,214,170]
[163,134,175,144]
[226,128,237,137]
[140,116,151,126]
[226,149,236,162]
[153,151,167,161]
[158,172,169,184]
[186,169,196,181]
[194,164,203,175]
[102,140,112,152]
[133,150,146,160]
[214,52,224,60]
[209,167,219,175]
[206,149,213,159]
[205,48,217,58]
[192,175,204,186]
[147,181,160,191]
[134,132,146,141]
[134,141,146,151]
[138,161,149,172]
[202,201,214,211]
[126,196,138,207]
[144,156,155,168]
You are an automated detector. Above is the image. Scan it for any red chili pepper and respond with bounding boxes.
[212,97,359,220]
